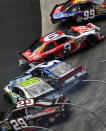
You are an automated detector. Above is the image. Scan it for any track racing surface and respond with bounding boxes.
[0,0,106,131]
[40,0,106,131]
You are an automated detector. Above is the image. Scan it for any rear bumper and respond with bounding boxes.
[19,59,29,66]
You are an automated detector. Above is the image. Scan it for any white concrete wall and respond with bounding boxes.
[40,0,67,36]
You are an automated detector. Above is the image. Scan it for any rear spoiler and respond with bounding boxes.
[59,66,84,82]
[50,4,58,16]
[50,1,67,16]
[50,0,74,16]
[19,53,28,61]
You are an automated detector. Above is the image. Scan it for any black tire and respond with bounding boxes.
[44,55,55,61]
[38,118,49,128]
[3,93,12,104]
[61,100,71,118]
[86,35,99,47]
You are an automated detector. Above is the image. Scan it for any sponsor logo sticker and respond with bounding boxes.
[19,78,40,87]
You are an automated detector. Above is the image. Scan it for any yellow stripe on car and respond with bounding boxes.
[19,78,40,87]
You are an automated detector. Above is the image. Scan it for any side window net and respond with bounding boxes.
[44,42,55,52]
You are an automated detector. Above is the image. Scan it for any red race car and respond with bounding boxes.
[19,23,104,65]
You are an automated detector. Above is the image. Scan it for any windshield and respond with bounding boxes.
[8,74,32,89]
[64,30,80,37]
[26,81,54,97]
[11,108,25,119]
[49,62,72,77]
[61,0,72,12]
[30,41,44,53]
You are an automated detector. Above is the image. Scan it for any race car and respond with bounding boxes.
[19,23,104,65]
[50,0,106,23]
[4,60,88,104]
[0,97,71,131]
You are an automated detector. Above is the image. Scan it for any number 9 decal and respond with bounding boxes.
[84,10,95,20]
[64,43,71,53]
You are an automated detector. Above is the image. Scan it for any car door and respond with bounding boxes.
[64,5,78,18]
[12,87,26,103]
[55,36,76,56]
[42,41,56,58]
[77,2,96,21]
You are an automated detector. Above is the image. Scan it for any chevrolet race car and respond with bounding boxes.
[3,60,88,104]
[19,23,104,65]
[50,0,106,23]
[0,97,71,131]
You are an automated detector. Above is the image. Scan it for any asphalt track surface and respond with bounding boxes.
[0,0,41,110]
[0,0,106,131]
[40,0,106,131]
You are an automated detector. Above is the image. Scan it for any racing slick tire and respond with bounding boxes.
[44,55,55,61]
[86,35,99,47]
[61,100,71,118]
[37,118,49,128]
[3,93,12,104]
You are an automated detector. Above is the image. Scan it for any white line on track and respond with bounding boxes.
[100,60,106,63]
[82,79,106,84]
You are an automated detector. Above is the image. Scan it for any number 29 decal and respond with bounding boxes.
[10,118,28,130]
[16,99,34,109]
[84,10,95,20]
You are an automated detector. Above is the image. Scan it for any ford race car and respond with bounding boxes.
[4,60,88,104]
[0,97,71,131]
[50,0,106,23]
[19,23,104,65]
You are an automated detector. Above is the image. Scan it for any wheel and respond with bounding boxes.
[38,118,49,128]
[3,93,12,104]
[61,100,71,118]
[86,35,99,47]
[44,55,55,61]
[75,16,82,23]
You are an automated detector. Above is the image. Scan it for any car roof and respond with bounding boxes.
[40,31,65,43]
[38,60,62,70]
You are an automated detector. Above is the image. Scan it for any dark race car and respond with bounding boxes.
[4,60,88,104]
[50,0,106,23]
[0,96,71,131]
[19,23,104,65]
[27,60,88,88]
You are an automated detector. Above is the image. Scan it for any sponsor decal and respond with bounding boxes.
[49,116,55,123]
[19,78,40,87]
[33,55,42,60]
[68,12,75,17]
[23,51,31,57]
[64,76,80,85]
[25,108,56,120]
[71,0,86,5]
[38,45,45,53]
[44,32,60,42]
